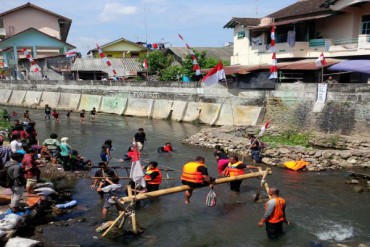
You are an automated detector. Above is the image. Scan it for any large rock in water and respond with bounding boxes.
[277,148,290,155]
[352,185,364,193]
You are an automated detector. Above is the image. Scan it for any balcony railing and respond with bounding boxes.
[309,39,325,47]
[333,38,358,46]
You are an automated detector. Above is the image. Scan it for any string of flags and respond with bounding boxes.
[178,33,201,76]
[269,26,278,80]
[96,44,117,77]
[21,48,41,74]
[146,43,165,50]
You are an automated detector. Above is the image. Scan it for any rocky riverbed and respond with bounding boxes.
[183,126,370,171]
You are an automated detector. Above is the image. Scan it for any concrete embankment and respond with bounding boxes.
[0,80,369,133]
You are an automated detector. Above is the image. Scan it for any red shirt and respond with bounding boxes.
[52,112,59,118]
[22,154,40,178]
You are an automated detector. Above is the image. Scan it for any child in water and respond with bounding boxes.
[52,110,59,122]
[158,142,173,153]
[80,109,86,124]
[66,110,72,120]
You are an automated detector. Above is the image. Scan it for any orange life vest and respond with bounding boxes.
[181,162,205,184]
[266,197,286,223]
[145,167,162,185]
[225,161,245,177]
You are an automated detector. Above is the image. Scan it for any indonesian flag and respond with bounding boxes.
[315,52,327,68]
[143,58,148,69]
[258,120,271,137]
[129,144,146,188]
[22,48,41,74]
[65,51,77,57]
[202,61,226,86]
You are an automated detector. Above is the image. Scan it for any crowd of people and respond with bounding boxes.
[0,109,287,240]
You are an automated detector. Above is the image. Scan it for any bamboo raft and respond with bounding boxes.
[100,168,272,237]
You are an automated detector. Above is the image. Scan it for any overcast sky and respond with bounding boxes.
[0,0,296,54]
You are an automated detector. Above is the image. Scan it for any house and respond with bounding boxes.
[0,2,75,79]
[164,46,233,65]
[224,0,370,84]
[87,38,148,59]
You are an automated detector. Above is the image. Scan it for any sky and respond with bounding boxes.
[0,0,296,55]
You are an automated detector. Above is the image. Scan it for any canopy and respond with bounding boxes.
[328,60,370,74]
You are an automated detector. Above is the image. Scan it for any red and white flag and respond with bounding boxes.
[143,58,148,69]
[315,52,327,68]
[129,144,146,188]
[22,48,41,74]
[65,51,77,57]
[202,61,226,86]
[269,26,278,79]
[178,33,201,75]
[97,44,117,76]
[258,120,271,137]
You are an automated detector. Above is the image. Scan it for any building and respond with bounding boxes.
[0,2,75,79]
[224,0,370,84]
[87,38,148,59]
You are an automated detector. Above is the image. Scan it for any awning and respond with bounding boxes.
[248,14,332,31]
[201,59,341,75]
[328,60,370,74]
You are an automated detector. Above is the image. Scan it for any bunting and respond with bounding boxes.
[22,48,41,74]
[178,33,201,75]
[96,44,117,77]
[269,26,278,80]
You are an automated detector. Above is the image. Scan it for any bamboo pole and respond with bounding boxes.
[119,169,271,203]
[90,166,174,172]
[90,177,174,180]
[102,211,125,237]
[127,186,137,234]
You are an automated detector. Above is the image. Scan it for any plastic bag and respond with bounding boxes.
[206,189,216,207]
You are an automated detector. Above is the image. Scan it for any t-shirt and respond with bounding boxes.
[10,140,23,153]
[91,110,96,115]
[102,184,122,203]
[60,143,72,156]
[45,107,51,114]
[134,132,146,143]
[250,139,260,151]
[52,112,59,118]
[101,144,111,155]
[42,138,60,150]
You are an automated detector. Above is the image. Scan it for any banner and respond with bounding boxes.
[317,83,327,103]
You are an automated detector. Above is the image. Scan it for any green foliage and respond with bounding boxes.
[261,128,311,147]
[0,109,11,130]
[160,66,184,81]
[138,50,174,75]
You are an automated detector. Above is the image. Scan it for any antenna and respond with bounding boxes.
[256,0,258,17]
[144,7,148,43]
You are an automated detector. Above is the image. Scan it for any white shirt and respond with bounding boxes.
[10,140,23,153]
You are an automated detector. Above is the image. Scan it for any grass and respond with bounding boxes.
[0,109,11,130]
[261,129,311,148]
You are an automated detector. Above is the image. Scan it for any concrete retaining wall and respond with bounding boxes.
[199,103,222,125]
[124,98,151,117]
[183,102,201,122]
[23,91,43,107]
[79,95,102,111]
[0,90,12,105]
[58,93,81,110]
[41,92,61,109]
[171,101,187,122]
[152,99,173,119]
[100,96,127,115]
[8,90,26,106]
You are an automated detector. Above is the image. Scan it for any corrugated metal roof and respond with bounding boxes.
[71,58,143,77]
[223,18,261,28]
[167,47,233,62]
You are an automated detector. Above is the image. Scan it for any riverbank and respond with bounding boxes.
[182,126,370,172]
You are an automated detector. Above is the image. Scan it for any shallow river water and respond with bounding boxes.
[8,107,370,247]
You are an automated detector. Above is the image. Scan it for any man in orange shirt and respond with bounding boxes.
[258,187,289,239]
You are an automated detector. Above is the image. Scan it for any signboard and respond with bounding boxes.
[317,83,327,103]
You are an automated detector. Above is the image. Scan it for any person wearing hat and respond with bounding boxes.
[60,137,72,171]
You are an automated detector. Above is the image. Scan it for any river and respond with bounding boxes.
[6,107,370,247]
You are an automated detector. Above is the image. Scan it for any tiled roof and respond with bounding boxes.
[71,58,143,77]
[167,47,233,62]
[223,18,261,28]
[267,0,332,21]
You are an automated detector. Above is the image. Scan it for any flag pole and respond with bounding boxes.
[321,66,324,83]
[225,80,236,133]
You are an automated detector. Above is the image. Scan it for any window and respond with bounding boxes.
[237,31,245,39]
[361,15,370,34]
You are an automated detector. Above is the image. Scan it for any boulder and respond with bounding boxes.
[347,157,358,164]
[339,160,353,168]
[322,151,333,159]
[339,151,352,159]
[264,149,276,156]
[314,150,322,158]
[352,185,364,193]
[277,147,290,155]
[262,157,275,166]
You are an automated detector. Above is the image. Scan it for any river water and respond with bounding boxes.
[7,107,370,247]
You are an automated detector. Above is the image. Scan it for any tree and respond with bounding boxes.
[138,50,174,75]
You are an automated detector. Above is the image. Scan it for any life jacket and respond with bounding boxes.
[224,161,244,177]
[163,145,172,152]
[181,162,205,184]
[145,167,162,185]
[266,197,286,223]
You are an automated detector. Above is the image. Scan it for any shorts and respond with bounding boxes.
[100,153,109,162]
[103,194,114,208]
[26,178,38,188]
[136,142,143,150]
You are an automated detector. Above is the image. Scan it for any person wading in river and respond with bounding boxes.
[181,156,215,204]
[91,161,116,198]
[97,175,122,220]
[144,161,162,192]
[133,128,146,151]
[258,187,289,239]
